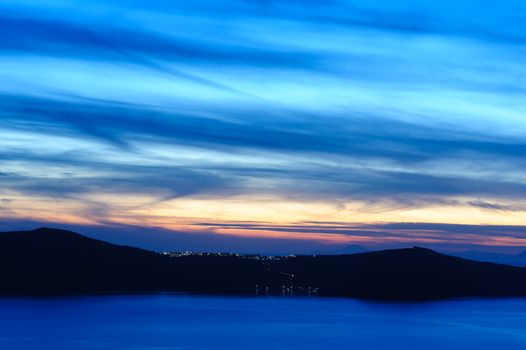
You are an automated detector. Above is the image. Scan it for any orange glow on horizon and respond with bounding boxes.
[2,194,526,249]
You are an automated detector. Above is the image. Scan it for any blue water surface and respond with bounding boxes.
[0,295,525,349]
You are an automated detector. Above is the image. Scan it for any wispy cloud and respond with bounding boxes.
[1,0,526,250]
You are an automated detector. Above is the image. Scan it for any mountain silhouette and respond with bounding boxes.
[1,228,526,300]
[451,249,526,267]
[0,228,274,295]
[273,247,526,299]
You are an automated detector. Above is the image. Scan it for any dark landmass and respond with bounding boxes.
[1,228,526,300]
[450,250,526,267]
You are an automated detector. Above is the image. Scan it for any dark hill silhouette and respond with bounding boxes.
[0,228,277,295]
[273,247,526,299]
[1,228,526,300]
[450,249,526,266]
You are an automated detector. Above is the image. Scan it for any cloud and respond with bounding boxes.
[0,166,239,202]
[0,14,321,70]
[468,200,523,212]
[2,217,526,254]
[193,220,526,252]
[0,218,349,254]
[0,0,526,249]
[2,93,526,209]
[3,93,526,161]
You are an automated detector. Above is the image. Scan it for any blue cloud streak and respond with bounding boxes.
[1,0,526,249]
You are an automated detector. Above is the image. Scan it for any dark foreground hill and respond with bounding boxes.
[0,228,277,295]
[1,228,526,300]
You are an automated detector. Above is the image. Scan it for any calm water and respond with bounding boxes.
[0,295,525,349]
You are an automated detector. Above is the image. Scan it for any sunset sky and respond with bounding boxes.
[1,0,526,253]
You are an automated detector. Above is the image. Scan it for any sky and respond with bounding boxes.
[1,0,526,254]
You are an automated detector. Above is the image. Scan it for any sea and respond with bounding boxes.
[0,294,525,349]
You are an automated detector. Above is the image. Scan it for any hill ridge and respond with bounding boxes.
[1,228,526,300]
